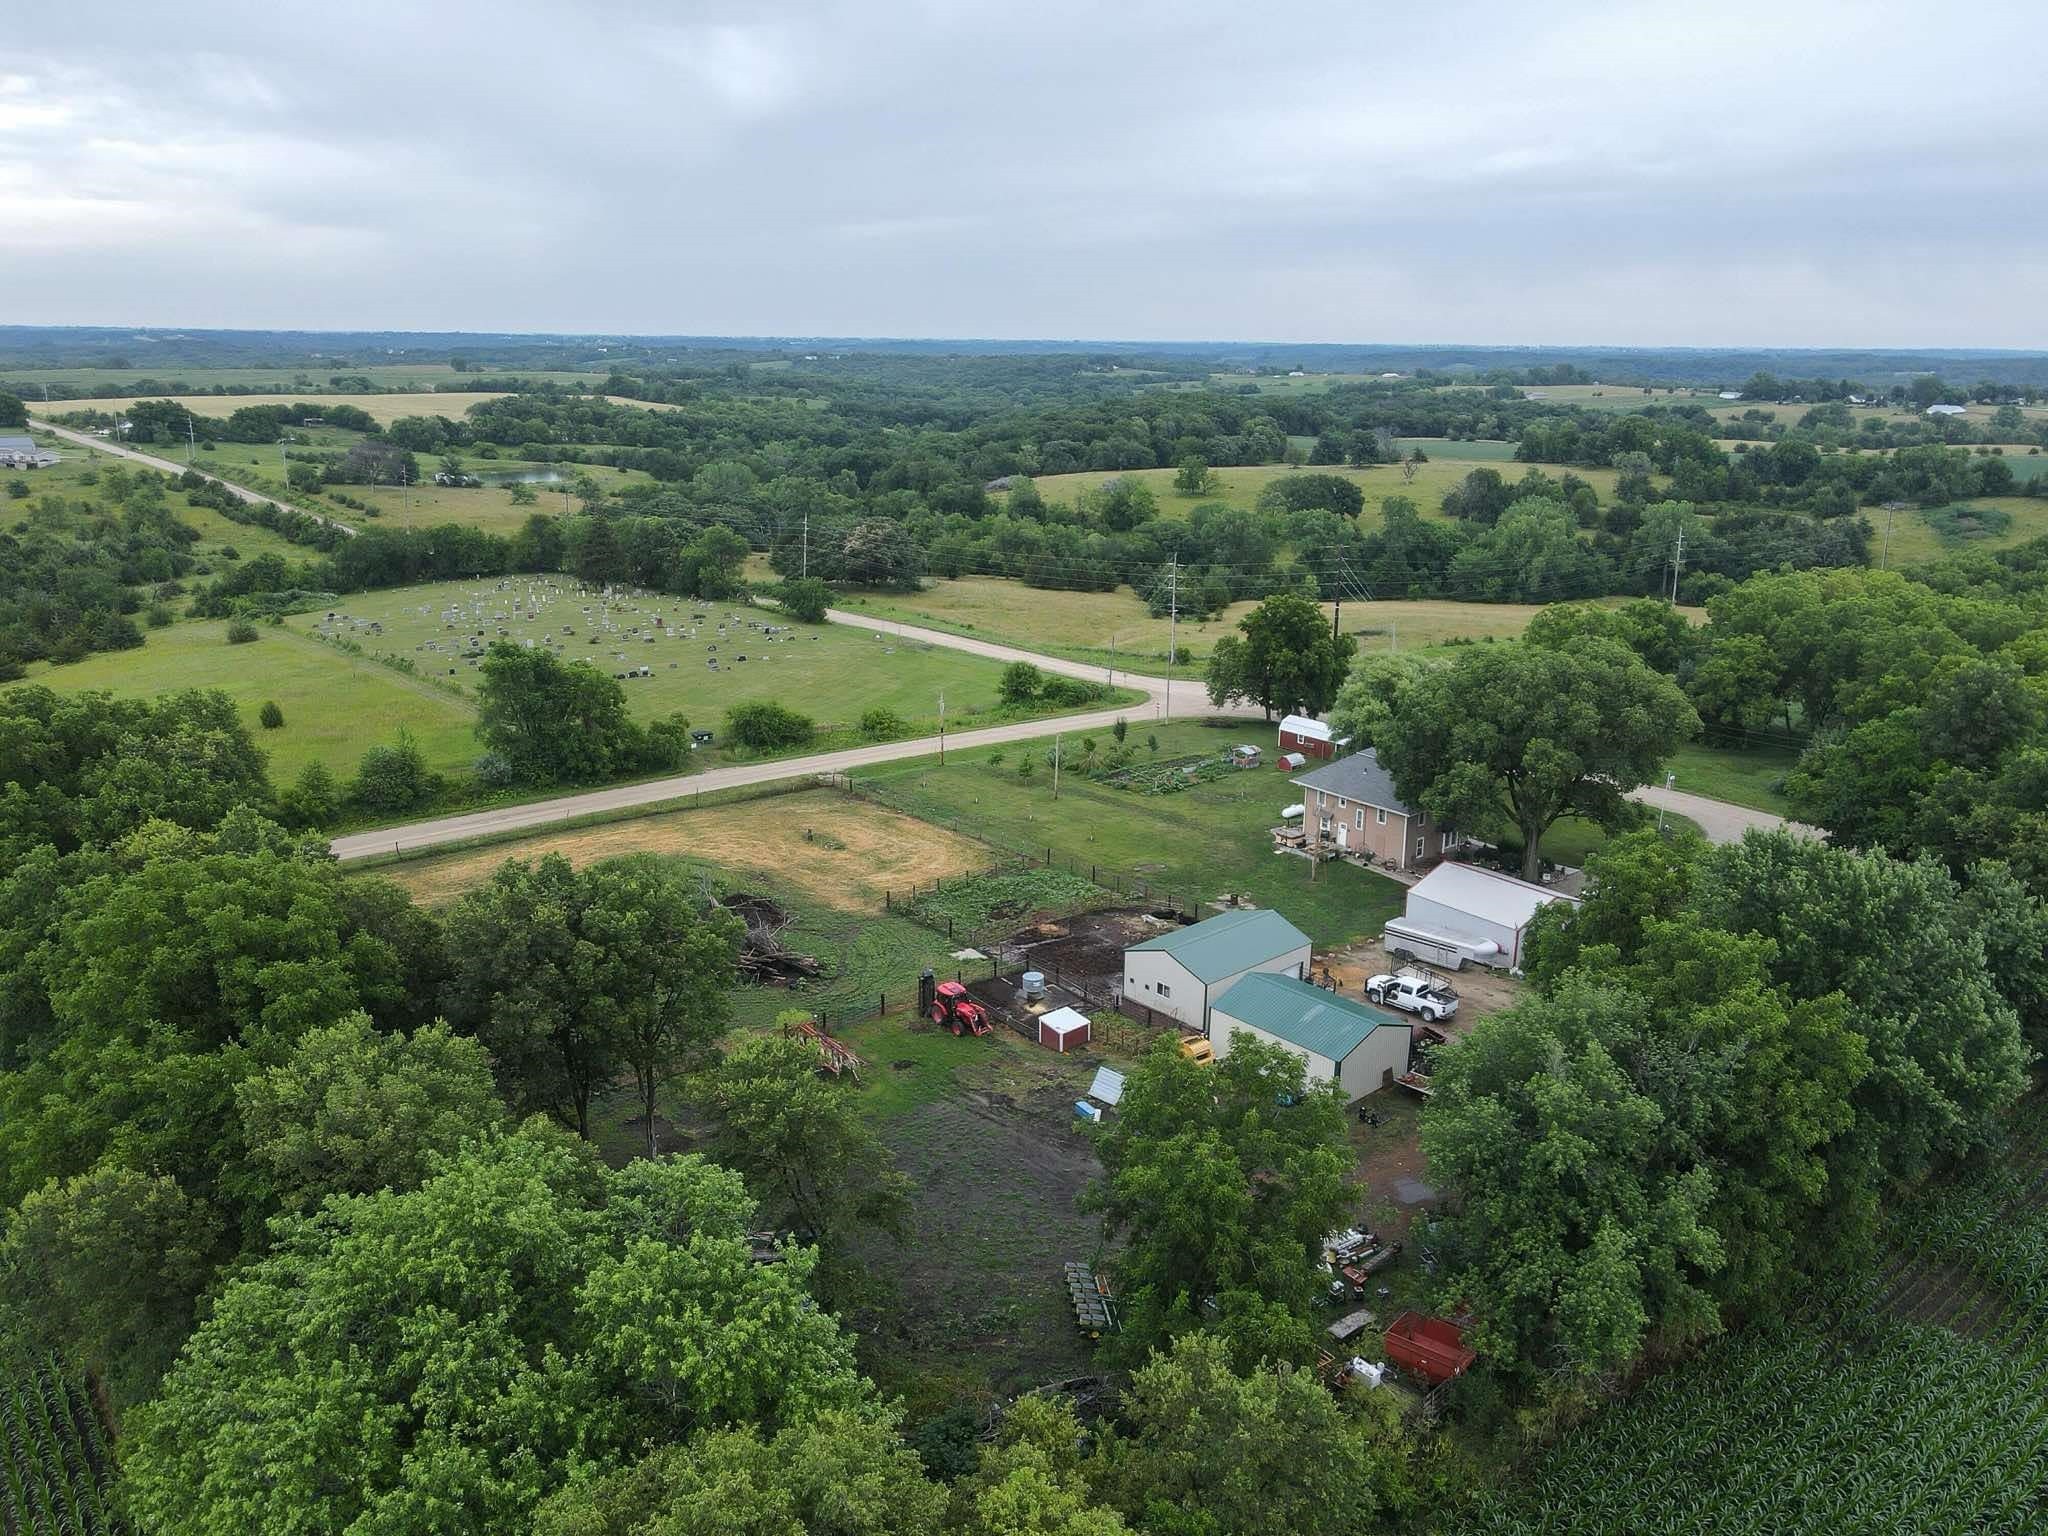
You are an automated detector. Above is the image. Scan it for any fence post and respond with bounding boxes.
[879,991,885,1016]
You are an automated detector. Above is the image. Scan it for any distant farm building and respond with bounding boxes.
[1717,390,1744,400]
[1383,862,1579,972]
[1209,972,1409,1102]
[1277,714,1345,761]
[1926,403,1968,417]
[1121,907,1311,1034]
[0,434,58,469]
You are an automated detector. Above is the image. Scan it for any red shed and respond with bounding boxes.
[1278,714,1342,760]
[1383,1311,1476,1385]
[1038,1006,1091,1053]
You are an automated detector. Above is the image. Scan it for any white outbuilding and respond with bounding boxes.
[1209,972,1411,1103]
[1384,862,1579,972]
[1121,907,1311,1033]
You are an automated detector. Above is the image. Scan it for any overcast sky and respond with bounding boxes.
[4,1,2045,347]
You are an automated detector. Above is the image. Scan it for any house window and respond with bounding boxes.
[1353,810,1363,831]
[1416,835,1426,859]
[1157,981,1172,999]
[1375,807,1387,826]
[1336,797,1347,810]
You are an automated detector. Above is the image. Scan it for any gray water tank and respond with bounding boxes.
[1020,970,1047,1000]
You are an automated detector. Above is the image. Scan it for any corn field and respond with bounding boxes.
[1451,1098,2048,1535]
[0,1355,124,1536]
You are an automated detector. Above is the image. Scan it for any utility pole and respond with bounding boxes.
[801,511,809,578]
[1881,503,1897,570]
[185,417,196,465]
[1051,733,1062,800]
[1163,555,1179,722]
[1669,525,1686,603]
[937,690,945,764]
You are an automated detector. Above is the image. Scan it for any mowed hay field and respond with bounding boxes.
[373,788,991,910]
[1881,495,2048,568]
[283,577,1042,737]
[9,619,479,782]
[54,391,514,426]
[9,365,602,393]
[839,579,1558,667]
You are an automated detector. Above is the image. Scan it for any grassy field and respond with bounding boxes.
[282,577,1100,742]
[838,579,1558,668]
[1874,495,2048,567]
[1667,740,1800,815]
[1021,453,1627,527]
[851,720,1407,949]
[46,391,513,427]
[9,619,479,783]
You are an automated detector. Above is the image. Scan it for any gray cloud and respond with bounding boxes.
[2,0,2043,345]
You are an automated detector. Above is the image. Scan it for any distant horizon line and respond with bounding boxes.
[1,324,2044,359]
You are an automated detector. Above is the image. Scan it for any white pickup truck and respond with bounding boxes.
[1365,971,1459,1022]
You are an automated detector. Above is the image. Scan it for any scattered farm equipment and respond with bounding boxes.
[1063,1261,1119,1337]
[1394,1069,1435,1098]
[1178,1034,1215,1066]
[783,1016,863,1079]
[921,971,993,1036]
[1384,1311,1477,1385]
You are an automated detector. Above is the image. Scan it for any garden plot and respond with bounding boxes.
[286,576,1030,738]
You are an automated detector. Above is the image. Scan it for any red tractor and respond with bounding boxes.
[930,979,993,1037]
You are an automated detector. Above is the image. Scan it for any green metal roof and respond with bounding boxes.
[1211,972,1400,1061]
[1126,907,1309,983]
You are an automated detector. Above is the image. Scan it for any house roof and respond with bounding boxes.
[1126,907,1309,982]
[1212,972,1398,1061]
[1925,403,1967,416]
[1293,748,1412,817]
[0,434,38,453]
[1406,861,1577,930]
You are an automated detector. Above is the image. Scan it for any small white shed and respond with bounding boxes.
[1393,862,1578,971]
[1038,1006,1090,1053]
[1209,972,1410,1103]
[1122,907,1311,1033]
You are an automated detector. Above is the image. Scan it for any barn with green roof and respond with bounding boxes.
[1209,972,1412,1102]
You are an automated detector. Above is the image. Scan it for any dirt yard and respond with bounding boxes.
[837,1019,1108,1406]
[373,788,992,910]
[1315,937,1525,1031]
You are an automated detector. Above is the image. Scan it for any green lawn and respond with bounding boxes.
[851,720,1406,949]
[10,618,480,783]
[283,578,1127,744]
[1667,740,1800,815]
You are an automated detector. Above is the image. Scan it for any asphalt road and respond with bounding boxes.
[30,419,357,534]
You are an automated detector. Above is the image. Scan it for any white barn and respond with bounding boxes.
[1210,972,1410,1103]
[1121,907,1311,1033]
[1386,862,1579,972]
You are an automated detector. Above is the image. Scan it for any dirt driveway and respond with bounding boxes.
[1314,937,1525,1030]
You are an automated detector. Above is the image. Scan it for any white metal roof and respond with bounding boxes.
[1087,1066,1126,1105]
[1040,1006,1090,1037]
[1406,862,1578,930]
[1278,714,1331,741]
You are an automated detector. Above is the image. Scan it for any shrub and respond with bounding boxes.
[1039,676,1108,708]
[350,729,434,813]
[5,479,28,500]
[473,750,518,789]
[225,619,259,644]
[998,661,1042,704]
[725,700,816,753]
[779,576,833,623]
[858,706,909,741]
[1112,717,1128,743]
[1017,756,1035,779]
[258,701,284,729]
[146,602,174,628]
[277,761,339,830]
